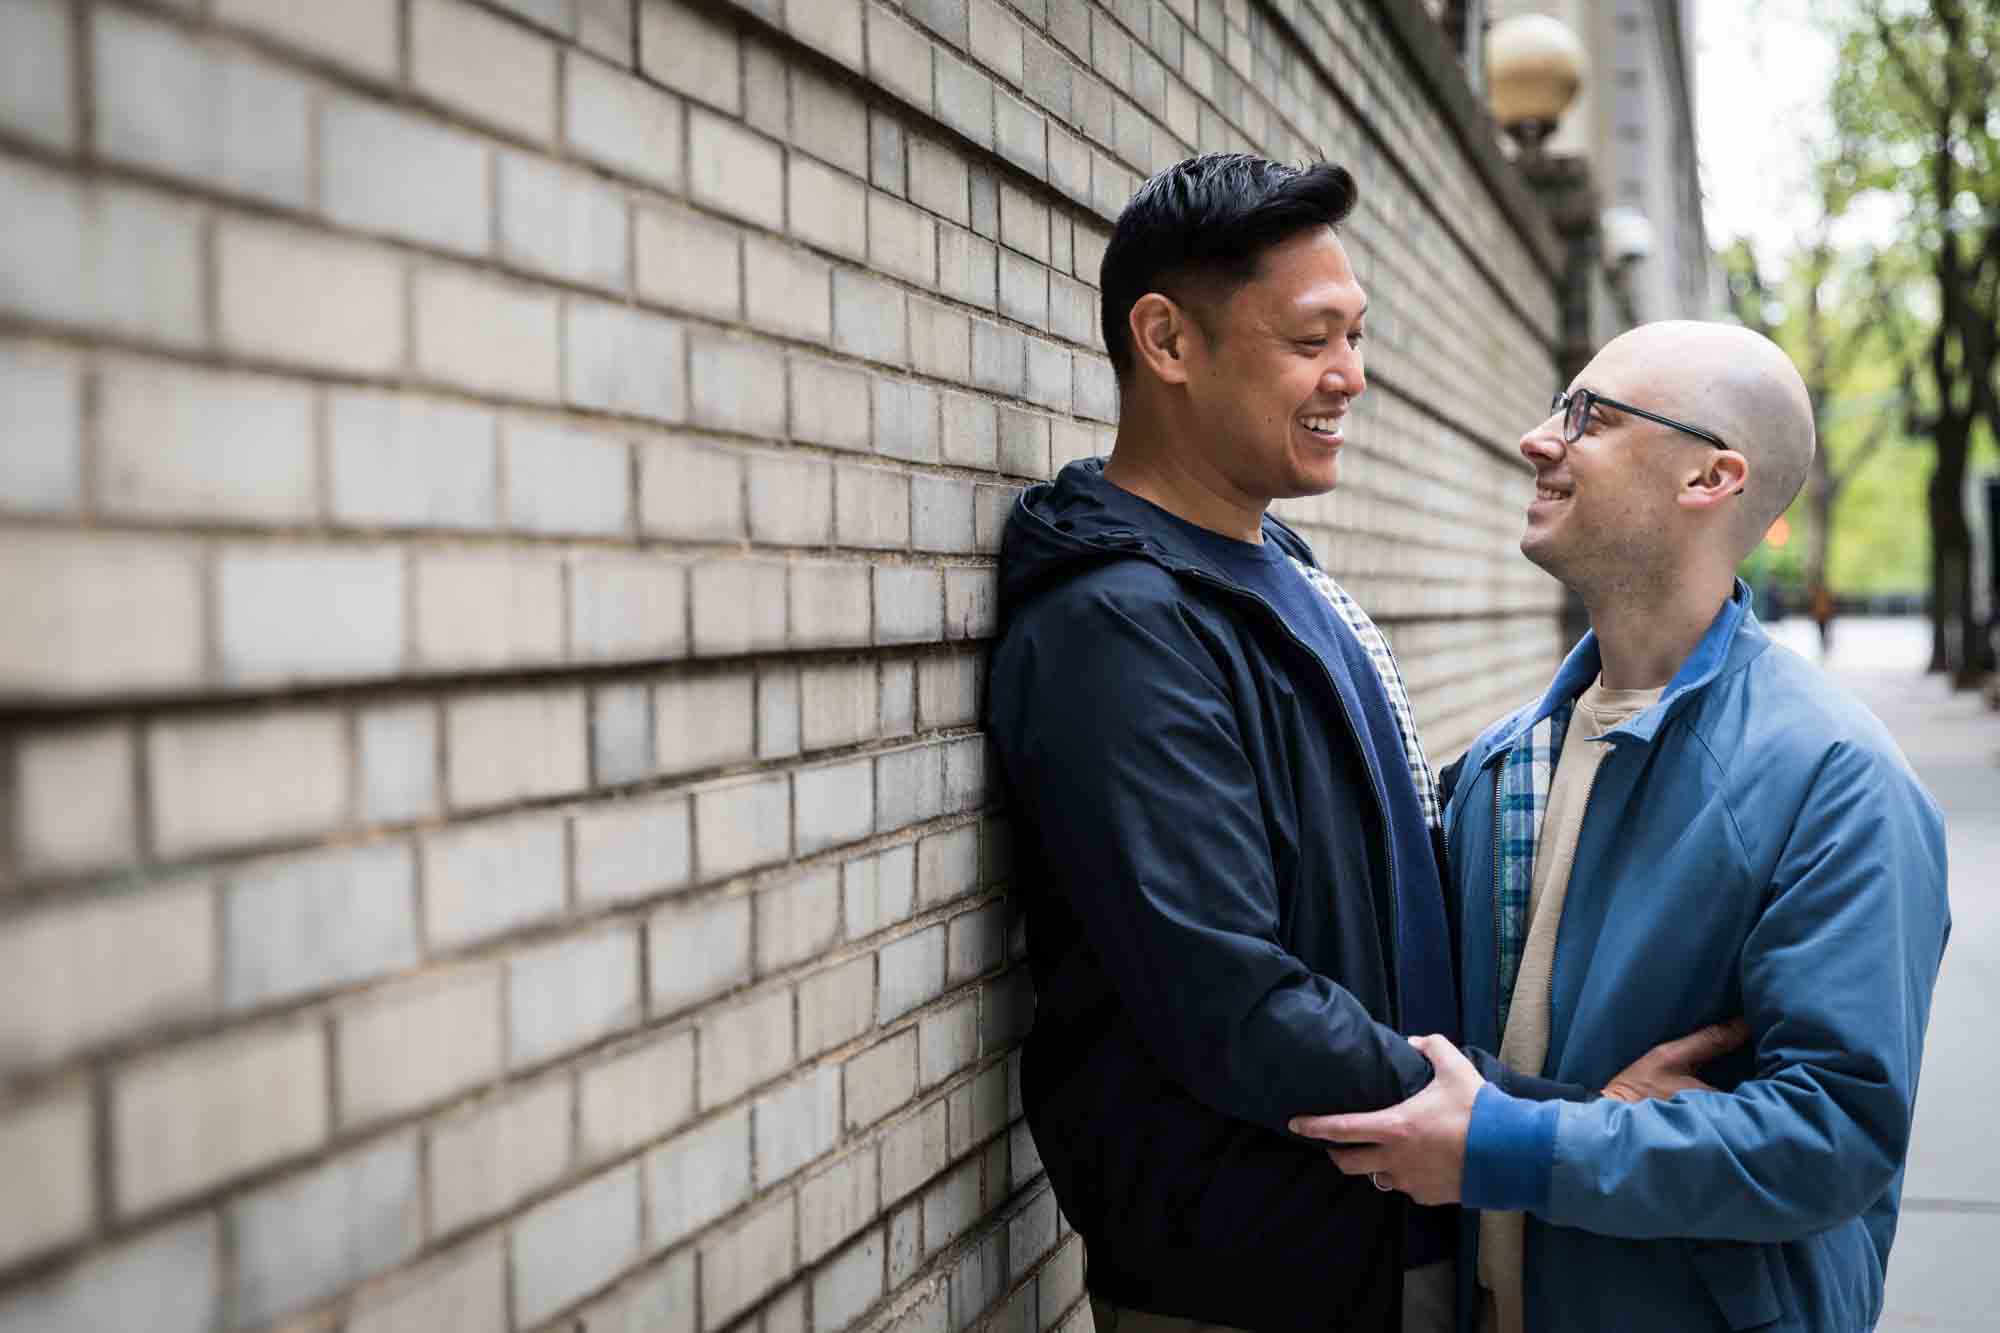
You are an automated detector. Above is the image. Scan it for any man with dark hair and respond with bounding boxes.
[985,156,1726,1332]
[1289,322,1950,1333]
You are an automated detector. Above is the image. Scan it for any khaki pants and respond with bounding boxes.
[1088,1261,1455,1333]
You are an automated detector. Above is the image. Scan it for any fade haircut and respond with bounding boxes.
[1099,153,1359,378]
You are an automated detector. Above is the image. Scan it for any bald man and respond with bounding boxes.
[1288,322,1950,1333]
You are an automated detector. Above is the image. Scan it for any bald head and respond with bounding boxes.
[1587,321,1815,559]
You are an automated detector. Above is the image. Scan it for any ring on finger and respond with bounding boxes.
[1371,1172,1392,1192]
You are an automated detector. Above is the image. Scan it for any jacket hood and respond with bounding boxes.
[998,457,1317,621]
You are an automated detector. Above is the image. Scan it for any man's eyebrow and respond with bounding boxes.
[1293,298,1368,321]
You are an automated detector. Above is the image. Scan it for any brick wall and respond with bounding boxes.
[0,1,1565,1330]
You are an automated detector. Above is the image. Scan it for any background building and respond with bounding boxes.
[0,2,1691,1330]
[1487,0,1716,323]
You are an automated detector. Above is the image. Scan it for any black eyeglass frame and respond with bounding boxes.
[1552,389,1729,450]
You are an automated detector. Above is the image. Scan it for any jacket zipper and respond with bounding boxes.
[1179,567,1406,1030]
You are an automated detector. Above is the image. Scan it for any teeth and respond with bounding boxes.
[1301,416,1342,433]
[1536,486,1569,501]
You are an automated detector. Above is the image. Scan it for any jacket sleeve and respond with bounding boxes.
[1461,740,1951,1241]
[992,579,1435,1133]
[1469,1051,1597,1105]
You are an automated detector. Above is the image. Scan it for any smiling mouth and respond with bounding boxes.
[1533,484,1571,502]
[1300,414,1345,441]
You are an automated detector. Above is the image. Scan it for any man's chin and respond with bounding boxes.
[1519,531,1564,577]
[1279,460,1341,499]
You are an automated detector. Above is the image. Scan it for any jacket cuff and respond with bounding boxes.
[1462,1083,1558,1213]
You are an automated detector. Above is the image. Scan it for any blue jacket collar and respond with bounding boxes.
[1484,579,1763,763]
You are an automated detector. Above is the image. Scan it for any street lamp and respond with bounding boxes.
[1486,14,1585,157]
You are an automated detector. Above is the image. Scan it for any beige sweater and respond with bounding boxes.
[1478,680,1661,1333]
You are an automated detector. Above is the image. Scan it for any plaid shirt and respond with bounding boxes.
[1491,702,1572,1034]
[1286,557,1441,832]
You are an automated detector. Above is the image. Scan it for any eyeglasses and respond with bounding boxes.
[1551,389,1728,450]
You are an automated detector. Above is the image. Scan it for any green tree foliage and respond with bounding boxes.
[1724,236,1929,603]
[1830,0,2000,679]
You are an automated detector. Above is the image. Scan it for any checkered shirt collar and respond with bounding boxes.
[1285,558,1441,832]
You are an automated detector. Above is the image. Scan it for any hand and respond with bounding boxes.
[1286,1034,1482,1206]
[1601,1019,1750,1104]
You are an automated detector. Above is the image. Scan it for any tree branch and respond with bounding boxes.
[1828,424,1901,498]
[1724,241,1778,340]
[1863,0,1946,120]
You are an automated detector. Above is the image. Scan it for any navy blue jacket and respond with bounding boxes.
[987,461,1576,1330]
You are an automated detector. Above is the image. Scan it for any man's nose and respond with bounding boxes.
[1519,412,1564,465]
[1324,344,1364,398]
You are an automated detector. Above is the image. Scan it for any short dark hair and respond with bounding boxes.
[1099,154,1358,378]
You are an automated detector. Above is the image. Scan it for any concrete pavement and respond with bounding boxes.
[1766,617,2000,1329]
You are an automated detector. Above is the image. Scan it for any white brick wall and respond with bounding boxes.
[0,880,213,1073]
[421,812,568,949]
[511,1161,642,1326]
[755,1063,843,1185]
[0,0,1567,1326]
[649,892,753,1017]
[147,708,348,858]
[576,793,694,906]
[0,1085,91,1269]
[98,359,315,523]
[646,1107,754,1248]
[506,925,642,1068]
[335,966,503,1126]
[411,0,557,144]
[802,1148,880,1264]
[217,217,405,375]
[568,52,686,192]
[323,96,490,255]
[428,1079,572,1236]
[0,0,74,154]
[417,265,562,400]
[216,542,406,686]
[10,722,134,877]
[228,1134,422,1326]
[702,1193,798,1329]
[444,687,588,809]
[700,986,795,1108]
[224,842,419,1009]
[413,546,566,670]
[579,1029,697,1162]
[112,1018,327,1215]
[756,866,844,971]
[347,1238,507,1333]
[93,7,311,209]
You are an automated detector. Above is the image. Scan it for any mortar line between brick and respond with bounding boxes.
[69,0,92,161]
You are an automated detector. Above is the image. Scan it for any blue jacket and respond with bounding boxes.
[987,461,1433,1330]
[1443,588,1950,1332]
[988,462,1583,1329]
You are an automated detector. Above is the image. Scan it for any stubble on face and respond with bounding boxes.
[1519,354,1693,602]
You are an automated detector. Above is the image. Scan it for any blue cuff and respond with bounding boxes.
[1462,1083,1559,1213]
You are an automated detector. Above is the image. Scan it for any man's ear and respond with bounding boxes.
[1129,292,1197,386]
[1678,449,1749,512]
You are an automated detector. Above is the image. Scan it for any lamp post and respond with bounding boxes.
[1487,14,1592,649]
[1485,14,1585,159]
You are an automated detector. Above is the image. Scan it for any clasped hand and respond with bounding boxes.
[1286,1020,1750,1206]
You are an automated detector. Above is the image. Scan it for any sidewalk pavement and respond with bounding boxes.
[1766,616,2000,1330]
